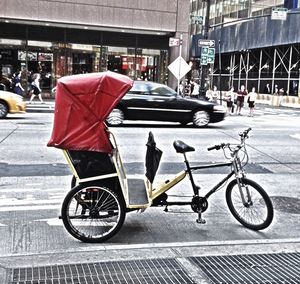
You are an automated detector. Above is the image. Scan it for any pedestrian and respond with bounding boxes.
[247,87,257,117]
[263,83,271,94]
[236,85,247,115]
[225,87,235,115]
[29,73,44,104]
[278,87,285,106]
[12,71,25,96]
[191,80,200,98]
[210,85,219,103]
[273,84,278,95]
[175,81,184,96]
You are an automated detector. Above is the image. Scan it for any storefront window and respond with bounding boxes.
[1,36,169,96]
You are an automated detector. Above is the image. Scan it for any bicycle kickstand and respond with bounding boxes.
[196,210,206,224]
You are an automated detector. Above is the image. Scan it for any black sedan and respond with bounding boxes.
[106,81,226,127]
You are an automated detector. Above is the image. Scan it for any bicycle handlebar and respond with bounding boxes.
[239,127,252,139]
[207,128,252,151]
[207,143,225,151]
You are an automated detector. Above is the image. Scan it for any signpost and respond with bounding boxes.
[200,46,215,65]
[198,39,215,48]
[271,7,288,20]
[168,56,191,80]
[190,15,203,25]
[168,34,191,96]
[169,37,181,47]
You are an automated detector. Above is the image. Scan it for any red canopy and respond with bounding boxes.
[47,71,133,153]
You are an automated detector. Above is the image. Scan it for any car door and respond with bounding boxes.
[121,82,153,120]
[148,85,192,122]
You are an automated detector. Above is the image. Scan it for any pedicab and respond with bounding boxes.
[48,71,273,243]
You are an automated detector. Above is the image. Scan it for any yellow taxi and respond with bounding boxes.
[0,90,26,118]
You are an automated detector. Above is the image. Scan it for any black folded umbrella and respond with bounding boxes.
[145,132,163,184]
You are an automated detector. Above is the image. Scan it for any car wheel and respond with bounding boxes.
[106,109,124,126]
[0,102,8,118]
[192,110,210,127]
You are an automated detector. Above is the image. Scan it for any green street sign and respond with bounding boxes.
[190,15,203,25]
[200,55,208,65]
[201,47,209,56]
[207,48,215,64]
[201,47,214,65]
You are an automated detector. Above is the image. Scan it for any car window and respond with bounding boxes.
[150,85,176,97]
[127,82,149,94]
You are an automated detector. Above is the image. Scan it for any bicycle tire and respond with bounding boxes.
[71,175,77,188]
[61,183,126,242]
[226,178,273,230]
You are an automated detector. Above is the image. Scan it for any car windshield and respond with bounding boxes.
[128,82,177,97]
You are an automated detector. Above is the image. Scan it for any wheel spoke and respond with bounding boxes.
[226,178,273,230]
[62,185,125,242]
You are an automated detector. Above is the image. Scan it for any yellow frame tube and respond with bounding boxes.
[151,170,187,201]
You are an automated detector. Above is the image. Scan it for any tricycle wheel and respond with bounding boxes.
[61,183,126,242]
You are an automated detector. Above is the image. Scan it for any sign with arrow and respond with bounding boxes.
[200,47,215,65]
[198,39,215,48]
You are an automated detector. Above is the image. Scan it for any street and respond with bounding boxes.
[0,105,300,282]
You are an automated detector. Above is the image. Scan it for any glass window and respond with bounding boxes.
[150,84,176,96]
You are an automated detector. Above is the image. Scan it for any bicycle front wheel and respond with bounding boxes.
[61,183,126,242]
[226,178,273,230]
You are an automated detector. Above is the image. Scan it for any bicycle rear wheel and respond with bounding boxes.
[61,183,126,242]
[226,178,273,230]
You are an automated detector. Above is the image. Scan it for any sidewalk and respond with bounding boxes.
[24,96,300,115]
[2,239,300,283]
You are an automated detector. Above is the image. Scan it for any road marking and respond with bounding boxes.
[291,134,300,140]
[35,218,62,226]
[0,205,60,212]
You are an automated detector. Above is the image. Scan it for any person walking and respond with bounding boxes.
[12,71,24,96]
[29,73,44,104]
[225,87,235,115]
[211,85,219,103]
[247,87,257,117]
[236,85,247,115]
[191,80,200,98]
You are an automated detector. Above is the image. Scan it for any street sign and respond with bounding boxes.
[190,15,203,25]
[271,7,288,20]
[207,48,215,64]
[200,56,208,65]
[198,39,215,48]
[169,37,181,47]
[168,56,191,80]
[201,47,215,65]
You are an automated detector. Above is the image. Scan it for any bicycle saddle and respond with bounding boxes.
[173,140,195,153]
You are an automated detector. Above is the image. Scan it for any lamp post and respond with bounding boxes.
[218,39,222,104]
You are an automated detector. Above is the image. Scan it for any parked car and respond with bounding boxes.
[106,81,226,127]
[0,90,26,118]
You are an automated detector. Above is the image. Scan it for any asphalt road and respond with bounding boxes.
[0,105,300,259]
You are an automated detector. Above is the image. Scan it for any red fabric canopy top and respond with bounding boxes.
[47,71,133,153]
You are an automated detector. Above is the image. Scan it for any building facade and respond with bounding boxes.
[0,0,190,93]
[190,0,300,97]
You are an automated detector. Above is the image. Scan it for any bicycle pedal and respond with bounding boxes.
[196,218,206,224]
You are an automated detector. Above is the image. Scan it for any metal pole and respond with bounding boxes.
[238,53,242,89]
[218,39,222,104]
[271,48,276,94]
[246,50,249,90]
[177,34,183,96]
[287,46,292,95]
[258,49,262,93]
[200,0,211,92]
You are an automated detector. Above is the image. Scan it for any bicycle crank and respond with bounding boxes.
[191,196,208,213]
